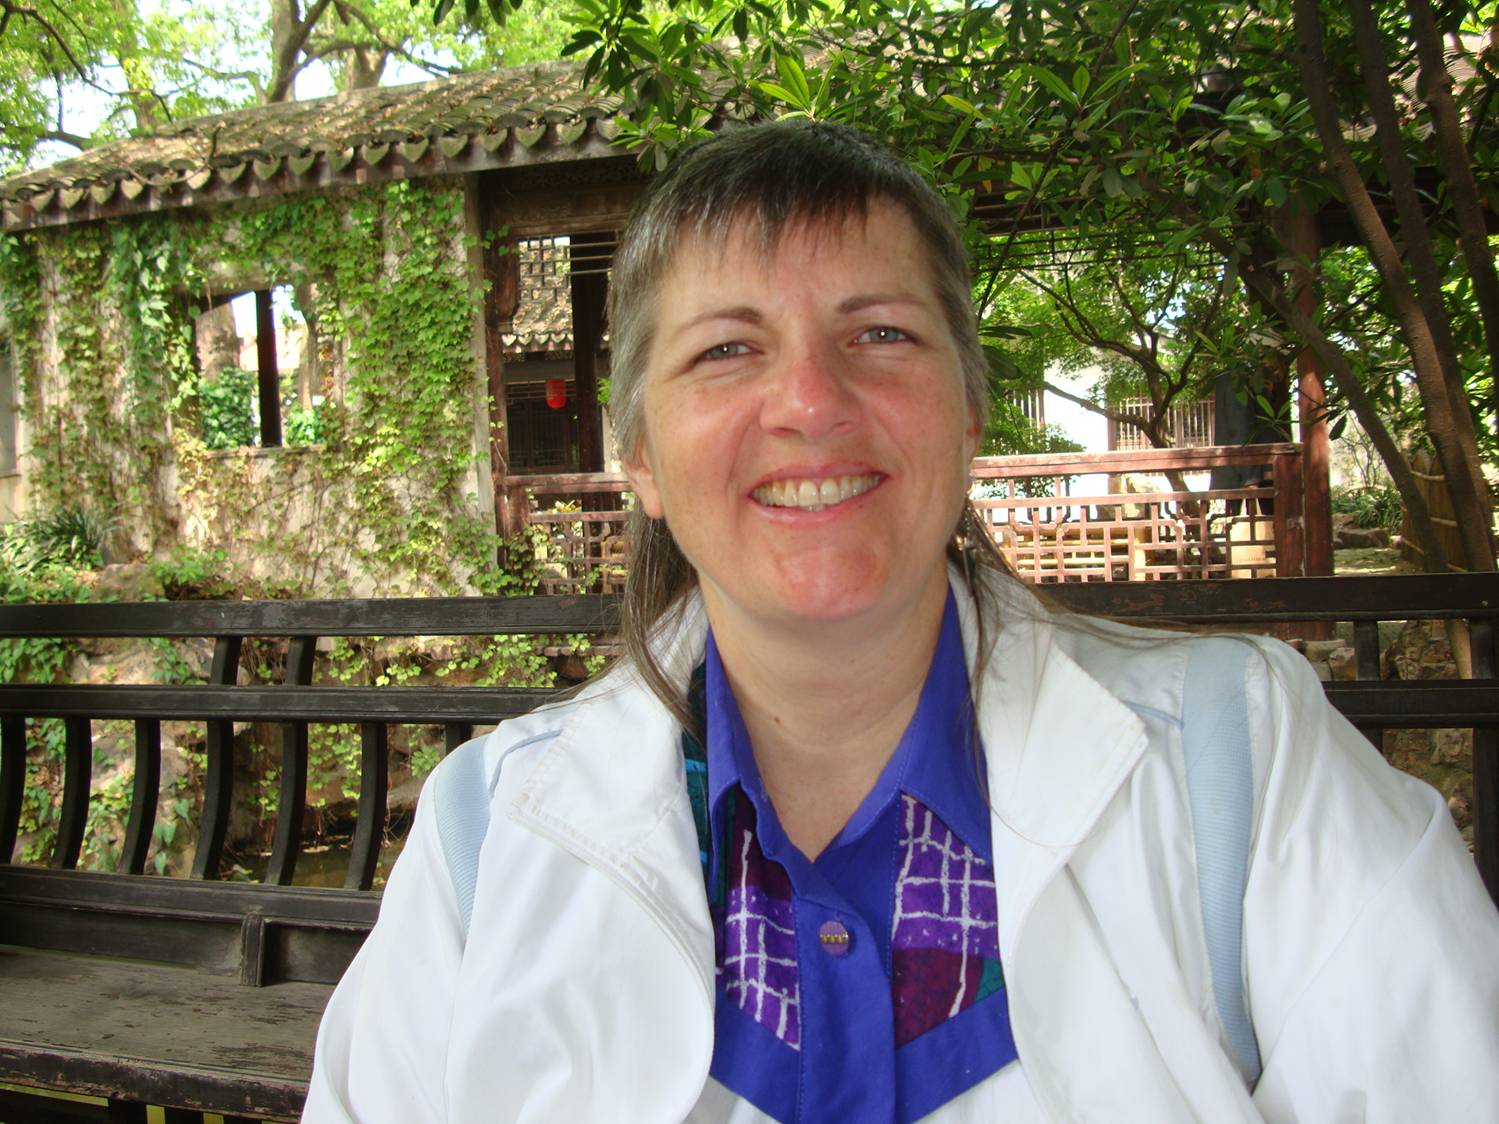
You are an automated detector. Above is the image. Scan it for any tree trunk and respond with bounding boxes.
[267,0,334,103]
[1406,0,1499,439]
[112,0,161,130]
[347,47,387,90]
[1141,176,1452,573]
[1295,0,1495,571]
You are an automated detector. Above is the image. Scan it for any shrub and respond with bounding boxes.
[1331,484,1401,531]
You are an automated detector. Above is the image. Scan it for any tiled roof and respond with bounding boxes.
[1,59,625,232]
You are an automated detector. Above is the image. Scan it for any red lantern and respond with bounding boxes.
[545,378,567,410]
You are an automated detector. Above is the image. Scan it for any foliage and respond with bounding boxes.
[2,0,575,173]
[432,0,1498,570]
[147,546,237,600]
[1,178,520,595]
[200,367,258,449]
[1331,484,1402,531]
[978,396,1083,459]
[0,504,111,573]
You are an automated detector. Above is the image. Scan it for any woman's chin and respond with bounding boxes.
[705,555,946,633]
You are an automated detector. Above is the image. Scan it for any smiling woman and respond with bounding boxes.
[303,122,1499,1124]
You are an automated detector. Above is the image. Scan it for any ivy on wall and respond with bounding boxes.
[0,178,522,597]
[0,182,580,871]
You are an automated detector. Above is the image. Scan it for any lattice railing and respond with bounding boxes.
[970,443,1304,582]
[512,473,632,595]
[513,443,1306,589]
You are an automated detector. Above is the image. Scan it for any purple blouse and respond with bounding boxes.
[702,594,1019,1122]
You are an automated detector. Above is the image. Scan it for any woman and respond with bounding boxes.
[305,121,1499,1122]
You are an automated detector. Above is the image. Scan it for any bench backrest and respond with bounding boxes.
[1,575,1495,971]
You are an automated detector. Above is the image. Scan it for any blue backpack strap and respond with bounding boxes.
[432,735,496,940]
[1182,636,1263,1088]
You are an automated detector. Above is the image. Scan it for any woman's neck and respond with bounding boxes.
[702,571,950,857]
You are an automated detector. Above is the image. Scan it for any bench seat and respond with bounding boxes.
[0,867,375,1121]
[0,948,327,1120]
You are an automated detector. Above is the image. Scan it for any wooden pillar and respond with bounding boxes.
[1272,450,1305,578]
[570,232,611,474]
[479,188,523,537]
[1279,197,1333,578]
[254,289,282,447]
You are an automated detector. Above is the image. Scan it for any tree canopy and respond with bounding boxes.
[0,0,570,172]
[438,0,1496,571]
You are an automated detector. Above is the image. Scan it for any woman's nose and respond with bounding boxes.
[758,344,858,442]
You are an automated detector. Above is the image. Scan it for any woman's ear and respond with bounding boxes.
[963,406,982,463]
[623,444,665,520]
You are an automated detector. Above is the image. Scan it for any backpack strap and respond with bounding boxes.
[1182,636,1264,1088]
[432,734,494,939]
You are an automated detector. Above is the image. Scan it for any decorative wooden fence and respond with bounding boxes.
[970,442,1303,582]
[1108,395,1216,451]
[512,443,1306,589]
[511,472,632,595]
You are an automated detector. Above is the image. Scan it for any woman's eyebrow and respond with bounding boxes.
[835,292,927,315]
[673,305,765,334]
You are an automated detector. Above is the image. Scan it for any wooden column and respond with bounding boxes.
[1279,198,1332,578]
[570,231,611,474]
[1272,450,1305,579]
[254,289,282,447]
[479,190,523,537]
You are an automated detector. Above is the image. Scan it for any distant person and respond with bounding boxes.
[305,119,1499,1123]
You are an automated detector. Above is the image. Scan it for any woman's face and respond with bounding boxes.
[624,199,978,640]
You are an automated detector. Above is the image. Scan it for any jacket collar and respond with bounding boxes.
[952,570,1148,952]
[508,568,1148,979]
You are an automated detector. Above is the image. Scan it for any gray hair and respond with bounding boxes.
[605,120,1009,733]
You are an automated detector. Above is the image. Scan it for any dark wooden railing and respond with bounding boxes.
[0,574,1494,1121]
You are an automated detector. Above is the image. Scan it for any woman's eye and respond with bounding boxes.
[700,341,751,361]
[855,326,913,344]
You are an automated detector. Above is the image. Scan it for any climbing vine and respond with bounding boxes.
[0,179,582,872]
[0,177,524,596]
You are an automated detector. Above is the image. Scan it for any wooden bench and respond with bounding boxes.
[1,575,1496,1121]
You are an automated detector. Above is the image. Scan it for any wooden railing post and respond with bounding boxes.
[1472,617,1498,901]
[119,719,161,875]
[52,718,92,869]
[1272,450,1305,578]
[192,637,242,880]
[0,716,22,864]
[266,635,316,886]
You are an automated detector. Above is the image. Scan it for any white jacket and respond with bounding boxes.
[305,574,1499,1122]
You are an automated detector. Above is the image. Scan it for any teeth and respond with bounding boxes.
[752,474,880,511]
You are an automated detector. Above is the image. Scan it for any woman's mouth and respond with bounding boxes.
[750,473,881,512]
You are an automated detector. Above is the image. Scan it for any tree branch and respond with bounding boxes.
[1,1,91,80]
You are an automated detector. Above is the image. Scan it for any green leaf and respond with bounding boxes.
[775,50,812,109]
[1072,65,1090,96]
[755,81,803,106]
[1023,65,1078,107]
[942,93,978,116]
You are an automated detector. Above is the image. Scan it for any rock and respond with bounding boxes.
[1303,639,1345,662]
[84,562,165,602]
[1382,619,1464,681]
[555,654,591,682]
[1448,794,1473,833]
[1377,617,1471,837]
[1333,525,1390,550]
[1326,645,1358,681]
